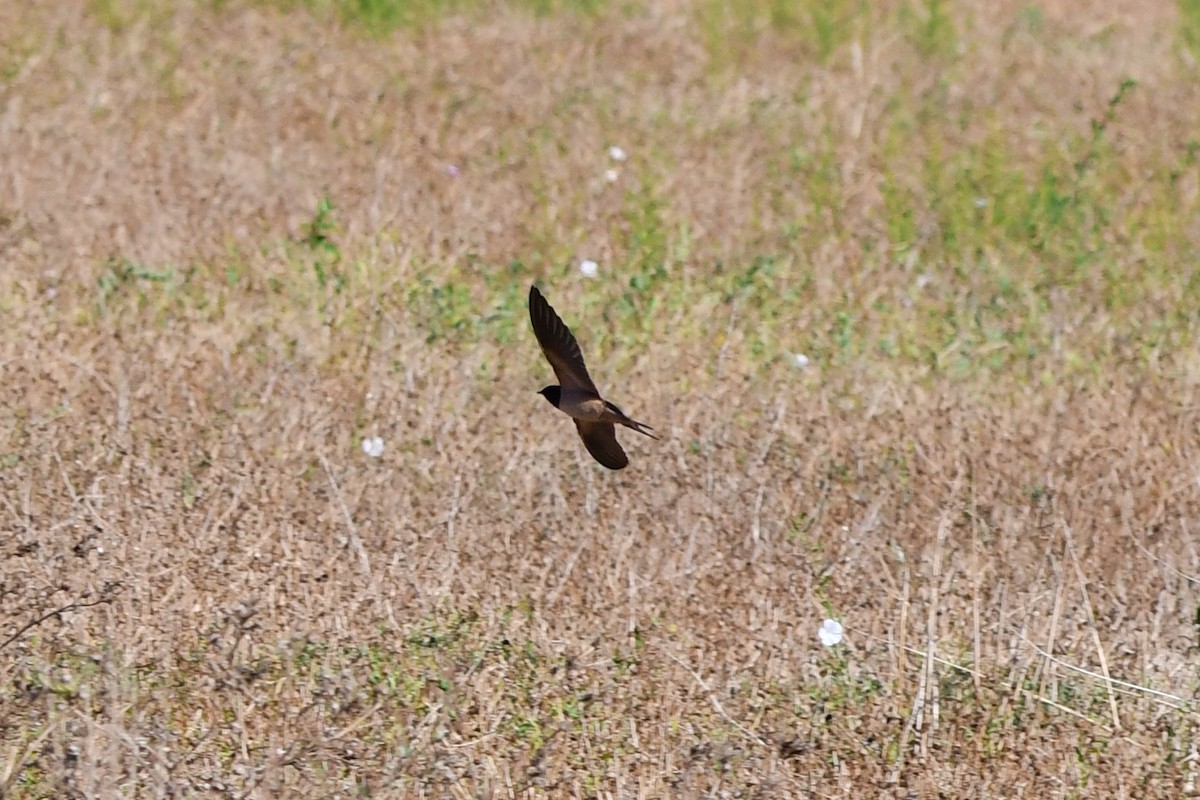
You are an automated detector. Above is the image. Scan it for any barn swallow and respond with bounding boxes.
[529,285,658,470]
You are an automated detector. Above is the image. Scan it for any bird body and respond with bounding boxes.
[528,286,658,470]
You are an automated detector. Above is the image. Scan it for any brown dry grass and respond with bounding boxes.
[3,0,1200,796]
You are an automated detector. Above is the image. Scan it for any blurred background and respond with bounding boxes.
[2,0,1199,796]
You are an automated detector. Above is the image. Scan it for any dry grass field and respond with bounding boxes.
[4,0,1200,796]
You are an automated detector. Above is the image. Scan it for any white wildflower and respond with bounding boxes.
[818,619,844,648]
[361,436,384,458]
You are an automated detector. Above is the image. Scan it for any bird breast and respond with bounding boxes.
[557,392,607,421]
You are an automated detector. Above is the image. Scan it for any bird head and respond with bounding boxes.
[537,386,562,407]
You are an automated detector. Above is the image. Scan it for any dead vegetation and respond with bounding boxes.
[2,0,1200,796]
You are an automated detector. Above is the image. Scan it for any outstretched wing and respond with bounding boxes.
[574,420,629,470]
[529,286,599,394]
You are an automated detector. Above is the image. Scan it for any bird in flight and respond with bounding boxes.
[528,285,658,470]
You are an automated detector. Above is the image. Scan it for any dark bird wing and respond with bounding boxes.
[529,286,598,394]
[574,420,629,470]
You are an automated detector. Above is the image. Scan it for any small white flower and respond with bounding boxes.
[361,436,384,458]
[915,273,932,289]
[608,145,627,162]
[444,164,461,177]
[974,197,988,209]
[792,353,810,369]
[818,619,844,647]
[604,168,620,183]
[579,259,599,278]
